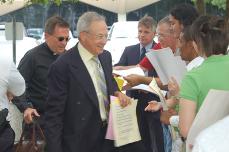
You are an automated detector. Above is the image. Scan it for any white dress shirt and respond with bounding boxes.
[78,43,107,121]
[0,57,25,119]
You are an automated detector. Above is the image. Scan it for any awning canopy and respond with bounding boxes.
[0,0,160,16]
[0,0,29,16]
[79,0,160,14]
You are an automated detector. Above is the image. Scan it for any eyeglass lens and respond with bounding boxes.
[57,37,70,42]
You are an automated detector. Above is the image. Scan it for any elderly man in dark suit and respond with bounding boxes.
[45,12,130,152]
[114,16,164,152]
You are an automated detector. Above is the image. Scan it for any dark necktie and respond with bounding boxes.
[140,47,146,60]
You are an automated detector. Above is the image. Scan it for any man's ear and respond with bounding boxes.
[44,32,50,41]
[79,32,86,42]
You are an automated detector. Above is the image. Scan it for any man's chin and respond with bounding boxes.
[97,49,104,54]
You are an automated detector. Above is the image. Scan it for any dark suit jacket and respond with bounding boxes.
[45,44,119,152]
[114,43,164,152]
[115,43,158,77]
[115,43,141,66]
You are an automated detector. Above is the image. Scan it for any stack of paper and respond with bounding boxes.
[146,47,187,85]
[105,96,141,147]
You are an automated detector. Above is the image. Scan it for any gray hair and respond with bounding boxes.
[138,15,157,32]
[158,16,170,25]
[77,12,106,34]
[45,15,69,34]
[158,16,173,33]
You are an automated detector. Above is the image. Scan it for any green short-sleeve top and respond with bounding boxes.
[180,55,229,112]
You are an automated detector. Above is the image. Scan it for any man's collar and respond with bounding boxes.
[44,42,59,56]
[140,41,154,52]
[78,42,95,62]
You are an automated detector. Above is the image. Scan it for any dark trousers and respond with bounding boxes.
[94,123,118,152]
[136,92,164,152]
[0,123,15,152]
[119,91,164,152]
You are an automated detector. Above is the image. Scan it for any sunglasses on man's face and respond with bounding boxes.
[52,35,70,42]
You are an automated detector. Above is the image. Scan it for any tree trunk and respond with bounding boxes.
[226,0,229,21]
[195,0,206,15]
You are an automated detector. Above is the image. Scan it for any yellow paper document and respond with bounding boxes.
[114,77,125,91]
[110,96,141,147]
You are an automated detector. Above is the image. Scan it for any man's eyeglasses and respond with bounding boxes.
[85,31,108,40]
[52,35,70,42]
[155,33,170,38]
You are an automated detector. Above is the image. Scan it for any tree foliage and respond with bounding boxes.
[206,0,226,9]
[195,0,206,14]
[193,0,226,9]
[0,0,79,5]
[193,0,228,20]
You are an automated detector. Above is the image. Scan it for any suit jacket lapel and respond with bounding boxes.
[70,46,99,109]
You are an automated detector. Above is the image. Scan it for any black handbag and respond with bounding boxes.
[15,118,45,152]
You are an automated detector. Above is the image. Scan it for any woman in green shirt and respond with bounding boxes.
[179,15,229,139]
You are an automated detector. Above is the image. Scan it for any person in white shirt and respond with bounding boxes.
[167,26,204,101]
[0,57,25,152]
[178,26,204,71]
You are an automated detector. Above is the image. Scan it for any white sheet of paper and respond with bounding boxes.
[149,78,168,110]
[113,67,145,77]
[110,96,141,147]
[146,47,187,85]
[130,78,168,110]
[131,84,156,94]
[186,89,229,151]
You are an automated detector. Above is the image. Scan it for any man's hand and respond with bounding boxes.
[123,74,143,88]
[145,101,162,112]
[137,64,148,71]
[160,109,177,125]
[6,91,14,101]
[168,77,180,97]
[24,108,40,124]
[114,91,131,107]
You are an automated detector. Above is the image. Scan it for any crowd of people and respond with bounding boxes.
[0,3,229,152]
